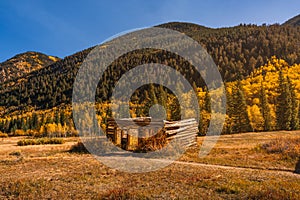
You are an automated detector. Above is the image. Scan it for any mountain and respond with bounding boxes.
[283,14,300,26]
[0,22,300,116]
[0,52,60,83]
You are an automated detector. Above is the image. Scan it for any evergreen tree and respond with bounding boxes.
[149,84,158,105]
[60,111,66,125]
[230,81,252,133]
[276,71,286,130]
[204,88,211,113]
[31,112,39,130]
[158,85,167,110]
[21,117,27,131]
[169,95,181,121]
[283,78,293,130]
[54,111,60,124]
[259,82,272,131]
[39,114,45,126]
[46,115,52,124]
[276,72,293,130]
[288,77,299,130]
[198,111,204,136]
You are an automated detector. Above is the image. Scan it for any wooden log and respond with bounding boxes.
[164,121,197,128]
[168,128,198,136]
[174,139,197,146]
[166,127,198,136]
[164,118,196,124]
[168,140,196,149]
[183,141,197,147]
[167,133,197,141]
[176,138,196,144]
[166,125,198,135]
[168,133,196,140]
[174,136,196,144]
[115,122,164,128]
[166,124,198,132]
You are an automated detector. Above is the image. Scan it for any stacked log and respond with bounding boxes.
[106,118,198,151]
[164,118,198,147]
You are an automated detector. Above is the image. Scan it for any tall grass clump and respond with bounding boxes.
[17,138,64,146]
[258,137,300,159]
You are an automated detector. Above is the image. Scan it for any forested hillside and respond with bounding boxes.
[159,22,300,81]
[1,22,300,113]
[0,18,300,136]
[284,14,300,26]
[0,52,60,83]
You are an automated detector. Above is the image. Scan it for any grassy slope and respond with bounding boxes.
[0,131,299,199]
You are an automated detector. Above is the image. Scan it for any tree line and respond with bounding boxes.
[1,57,300,136]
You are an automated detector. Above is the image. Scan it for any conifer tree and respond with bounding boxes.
[259,82,272,131]
[198,111,204,136]
[204,88,211,113]
[54,111,60,125]
[276,71,293,130]
[60,111,66,125]
[276,71,286,130]
[288,77,299,130]
[231,80,252,133]
[31,112,39,130]
[21,117,27,131]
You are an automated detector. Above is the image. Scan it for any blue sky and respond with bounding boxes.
[0,0,299,62]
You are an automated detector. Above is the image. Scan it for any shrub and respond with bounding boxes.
[69,142,89,153]
[11,129,37,137]
[17,138,65,146]
[14,129,26,136]
[69,139,117,154]
[295,159,300,174]
[259,137,300,159]
[0,132,8,138]
[9,151,22,156]
[67,129,79,137]
[136,129,167,152]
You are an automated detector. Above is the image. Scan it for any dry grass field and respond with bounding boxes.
[0,131,300,199]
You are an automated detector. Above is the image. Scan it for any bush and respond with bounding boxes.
[69,142,89,153]
[0,132,8,138]
[10,129,38,137]
[14,129,26,136]
[69,139,117,154]
[17,138,65,146]
[259,137,300,159]
[136,129,168,152]
[295,159,300,174]
[9,151,21,156]
[67,129,79,137]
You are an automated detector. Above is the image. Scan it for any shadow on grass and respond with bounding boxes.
[295,158,300,174]
[68,142,89,154]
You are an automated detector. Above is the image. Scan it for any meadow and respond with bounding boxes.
[0,131,300,199]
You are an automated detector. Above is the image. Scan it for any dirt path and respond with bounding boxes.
[171,160,299,176]
[30,153,299,177]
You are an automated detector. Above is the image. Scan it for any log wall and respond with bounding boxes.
[106,117,198,151]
